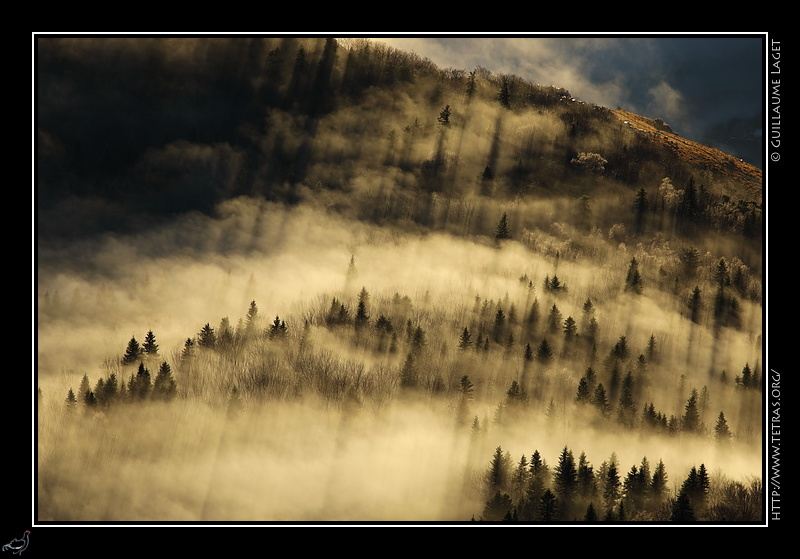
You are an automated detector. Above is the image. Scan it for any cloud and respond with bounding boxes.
[646,80,687,127]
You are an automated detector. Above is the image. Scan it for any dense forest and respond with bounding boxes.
[36,36,764,523]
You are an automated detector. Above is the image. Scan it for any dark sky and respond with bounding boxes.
[376,34,764,158]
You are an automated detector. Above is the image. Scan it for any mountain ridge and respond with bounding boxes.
[613,108,762,204]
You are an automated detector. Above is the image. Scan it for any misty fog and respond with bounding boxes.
[36,36,763,523]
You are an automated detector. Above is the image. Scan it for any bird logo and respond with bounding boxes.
[2,531,29,555]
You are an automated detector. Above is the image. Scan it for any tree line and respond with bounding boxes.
[476,444,762,522]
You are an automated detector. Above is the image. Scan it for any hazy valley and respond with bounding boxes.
[35,36,764,524]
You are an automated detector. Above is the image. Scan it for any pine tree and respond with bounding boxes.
[714,411,732,443]
[670,491,695,522]
[682,388,701,433]
[437,104,451,125]
[483,492,513,521]
[650,459,669,508]
[131,363,151,400]
[536,338,553,363]
[354,300,370,330]
[624,257,643,294]
[592,383,611,417]
[487,446,510,494]
[553,446,578,517]
[79,374,91,401]
[122,336,142,365]
[153,361,177,402]
[616,372,637,428]
[584,502,599,522]
[65,388,77,410]
[602,457,621,511]
[687,286,702,323]
[181,337,195,361]
[633,186,649,231]
[245,300,260,334]
[563,316,577,340]
[269,316,288,339]
[575,377,592,403]
[547,304,563,334]
[198,323,217,349]
[142,330,159,357]
[498,76,511,109]
[495,212,511,240]
[492,308,506,342]
[538,489,557,522]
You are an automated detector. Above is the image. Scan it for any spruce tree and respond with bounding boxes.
[592,383,611,418]
[553,446,578,517]
[495,212,511,240]
[536,338,553,363]
[714,411,732,443]
[682,388,701,433]
[624,257,643,294]
[458,327,472,349]
[153,361,177,402]
[198,323,217,348]
[65,388,77,410]
[143,330,159,357]
[122,336,142,365]
[688,286,702,323]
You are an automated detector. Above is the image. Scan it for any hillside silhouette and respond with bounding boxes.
[36,36,762,242]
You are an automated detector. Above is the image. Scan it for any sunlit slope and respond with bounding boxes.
[613,109,762,203]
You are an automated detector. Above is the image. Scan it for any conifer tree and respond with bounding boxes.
[495,212,511,240]
[458,327,472,349]
[624,257,643,294]
[547,304,563,334]
[575,377,592,403]
[198,323,217,349]
[354,300,370,330]
[633,186,649,231]
[602,457,621,511]
[670,491,695,522]
[245,300,260,335]
[487,446,510,494]
[122,336,142,365]
[592,383,611,418]
[538,489,557,522]
[553,446,578,517]
[584,502,599,522]
[181,337,195,361]
[153,361,177,402]
[269,316,288,339]
[616,371,637,428]
[65,388,77,410]
[437,104,451,125]
[650,459,669,508]
[536,338,553,363]
[688,286,702,323]
[130,363,152,400]
[492,309,506,342]
[142,330,159,357]
[682,389,701,433]
[79,374,91,401]
[483,492,513,521]
[563,316,577,340]
[714,411,732,443]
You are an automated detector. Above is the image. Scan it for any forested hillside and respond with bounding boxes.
[36,37,764,523]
